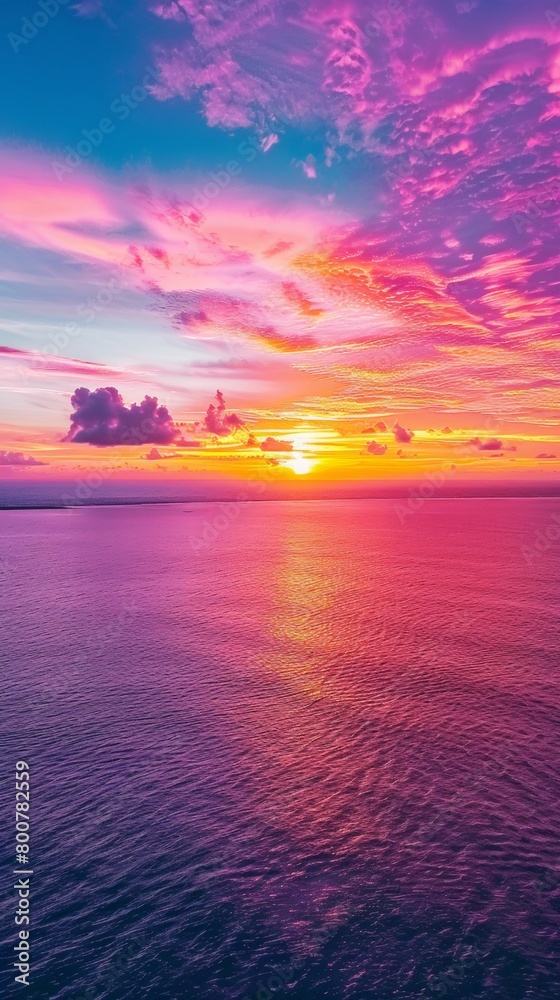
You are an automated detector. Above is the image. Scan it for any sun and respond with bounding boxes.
[286,452,315,475]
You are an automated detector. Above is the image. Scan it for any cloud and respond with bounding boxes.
[536,453,556,459]
[261,133,279,152]
[393,422,414,443]
[0,450,46,466]
[200,390,246,436]
[65,387,183,448]
[366,440,387,456]
[260,436,293,452]
[375,421,388,433]
[468,437,503,451]
[144,447,184,460]
[1,345,125,380]
[1,141,559,442]
[71,0,109,19]
[298,155,317,179]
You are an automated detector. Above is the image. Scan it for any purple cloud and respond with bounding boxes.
[469,437,503,451]
[0,450,46,466]
[536,453,556,459]
[65,387,182,448]
[202,390,245,436]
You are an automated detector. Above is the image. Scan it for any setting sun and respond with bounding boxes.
[285,452,315,475]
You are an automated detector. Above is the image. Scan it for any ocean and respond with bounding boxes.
[1,498,559,999]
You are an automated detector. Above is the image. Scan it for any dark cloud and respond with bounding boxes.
[536,453,557,459]
[366,440,387,456]
[260,436,293,452]
[0,450,46,466]
[65,387,182,448]
[468,437,504,451]
[202,390,245,436]
[394,422,414,444]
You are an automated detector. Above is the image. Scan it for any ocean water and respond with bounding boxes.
[1,498,559,1000]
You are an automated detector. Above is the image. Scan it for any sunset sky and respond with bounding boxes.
[1,0,559,482]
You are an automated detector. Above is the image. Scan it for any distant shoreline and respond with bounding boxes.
[2,493,560,511]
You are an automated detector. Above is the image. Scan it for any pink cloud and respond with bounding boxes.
[201,390,245,436]
[0,450,46,466]
[393,422,414,443]
[298,155,317,179]
[0,143,559,431]
[0,346,125,379]
[366,440,387,455]
[260,436,293,452]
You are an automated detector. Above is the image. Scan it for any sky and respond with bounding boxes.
[0,0,559,484]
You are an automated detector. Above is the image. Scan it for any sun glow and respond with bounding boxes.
[286,452,315,475]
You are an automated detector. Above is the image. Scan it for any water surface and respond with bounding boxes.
[1,499,559,999]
